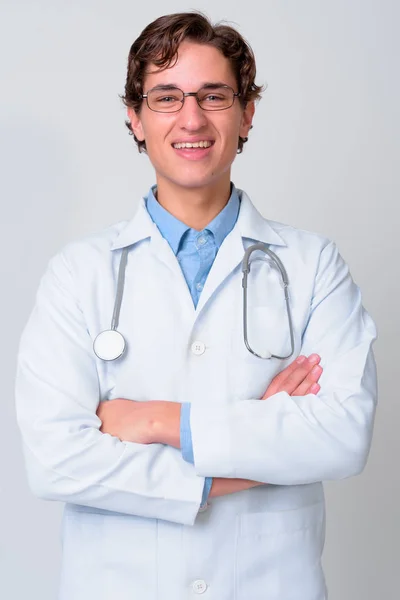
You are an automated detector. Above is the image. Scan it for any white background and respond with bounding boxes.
[1,1,398,598]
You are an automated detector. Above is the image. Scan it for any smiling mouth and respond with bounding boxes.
[172,141,215,149]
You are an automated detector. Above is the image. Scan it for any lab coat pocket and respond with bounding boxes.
[243,304,292,360]
[235,503,326,600]
[60,507,157,600]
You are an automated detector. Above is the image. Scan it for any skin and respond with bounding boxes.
[97,41,324,499]
[97,354,323,449]
[127,40,255,230]
[97,355,323,497]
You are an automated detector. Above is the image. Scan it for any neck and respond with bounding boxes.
[154,176,232,230]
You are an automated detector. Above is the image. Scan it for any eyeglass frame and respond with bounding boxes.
[140,84,241,113]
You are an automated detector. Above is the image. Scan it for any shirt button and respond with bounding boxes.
[192,579,208,594]
[197,235,207,246]
[196,282,203,291]
[191,341,206,355]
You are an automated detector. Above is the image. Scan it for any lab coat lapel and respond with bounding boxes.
[194,228,244,314]
[110,190,287,321]
[149,232,196,316]
[194,191,287,315]
[111,197,196,316]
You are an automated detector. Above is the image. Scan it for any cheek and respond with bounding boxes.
[219,116,242,149]
[221,126,241,159]
[142,131,166,163]
[142,118,174,155]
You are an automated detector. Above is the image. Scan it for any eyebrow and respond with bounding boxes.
[148,82,231,91]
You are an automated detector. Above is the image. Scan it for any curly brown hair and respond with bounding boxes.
[121,11,264,154]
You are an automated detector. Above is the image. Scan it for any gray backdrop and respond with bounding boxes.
[1,1,398,598]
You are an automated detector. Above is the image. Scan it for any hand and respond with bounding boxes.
[96,399,181,447]
[97,398,155,444]
[208,353,324,500]
[262,354,323,399]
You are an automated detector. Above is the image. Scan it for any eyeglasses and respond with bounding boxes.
[140,85,241,113]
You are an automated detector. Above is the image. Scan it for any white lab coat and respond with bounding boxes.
[15,189,377,600]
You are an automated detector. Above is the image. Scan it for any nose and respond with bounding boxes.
[177,95,208,131]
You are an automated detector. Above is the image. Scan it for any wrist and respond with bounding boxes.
[150,401,181,448]
[209,478,263,498]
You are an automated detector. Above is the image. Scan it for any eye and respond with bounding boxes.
[198,88,231,105]
[155,95,180,103]
[204,93,225,102]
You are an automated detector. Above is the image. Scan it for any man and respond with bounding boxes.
[15,11,377,600]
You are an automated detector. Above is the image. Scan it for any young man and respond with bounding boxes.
[16,12,377,600]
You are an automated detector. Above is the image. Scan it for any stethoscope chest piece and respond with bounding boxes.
[93,329,126,361]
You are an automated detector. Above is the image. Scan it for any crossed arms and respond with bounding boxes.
[15,242,377,526]
[96,354,324,499]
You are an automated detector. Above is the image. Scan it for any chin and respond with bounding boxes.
[170,177,222,190]
[168,166,232,189]
[159,169,218,189]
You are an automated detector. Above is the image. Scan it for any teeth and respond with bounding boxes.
[173,141,213,149]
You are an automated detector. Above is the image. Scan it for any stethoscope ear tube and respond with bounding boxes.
[241,243,295,360]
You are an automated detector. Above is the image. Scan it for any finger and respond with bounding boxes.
[262,354,321,399]
[295,383,321,396]
[300,382,321,396]
[291,365,323,396]
[271,355,308,386]
[309,383,320,395]
[277,355,321,396]
[262,355,308,399]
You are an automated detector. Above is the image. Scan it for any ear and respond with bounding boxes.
[239,100,255,138]
[127,107,145,141]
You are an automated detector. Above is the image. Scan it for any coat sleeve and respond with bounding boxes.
[189,241,378,484]
[15,251,205,526]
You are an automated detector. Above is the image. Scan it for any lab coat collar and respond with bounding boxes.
[110,197,157,251]
[110,188,287,251]
[236,190,287,247]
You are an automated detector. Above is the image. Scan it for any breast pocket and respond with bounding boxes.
[229,304,295,400]
[234,503,327,600]
[244,304,293,360]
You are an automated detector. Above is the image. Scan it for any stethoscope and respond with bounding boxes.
[93,244,295,361]
[241,243,295,360]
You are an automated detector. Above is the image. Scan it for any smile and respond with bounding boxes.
[172,141,214,149]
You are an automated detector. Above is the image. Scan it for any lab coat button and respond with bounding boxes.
[192,579,208,594]
[191,341,206,355]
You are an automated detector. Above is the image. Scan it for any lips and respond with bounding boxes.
[171,139,215,161]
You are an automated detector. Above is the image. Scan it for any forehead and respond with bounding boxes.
[144,41,236,90]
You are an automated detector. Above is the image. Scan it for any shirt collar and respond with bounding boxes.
[204,184,240,249]
[110,187,287,251]
[145,183,240,255]
[145,185,189,254]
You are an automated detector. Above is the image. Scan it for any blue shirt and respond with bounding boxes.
[146,183,240,505]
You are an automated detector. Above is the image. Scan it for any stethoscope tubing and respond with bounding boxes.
[111,247,129,332]
[241,243,295,359]
[94,243,295,361]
